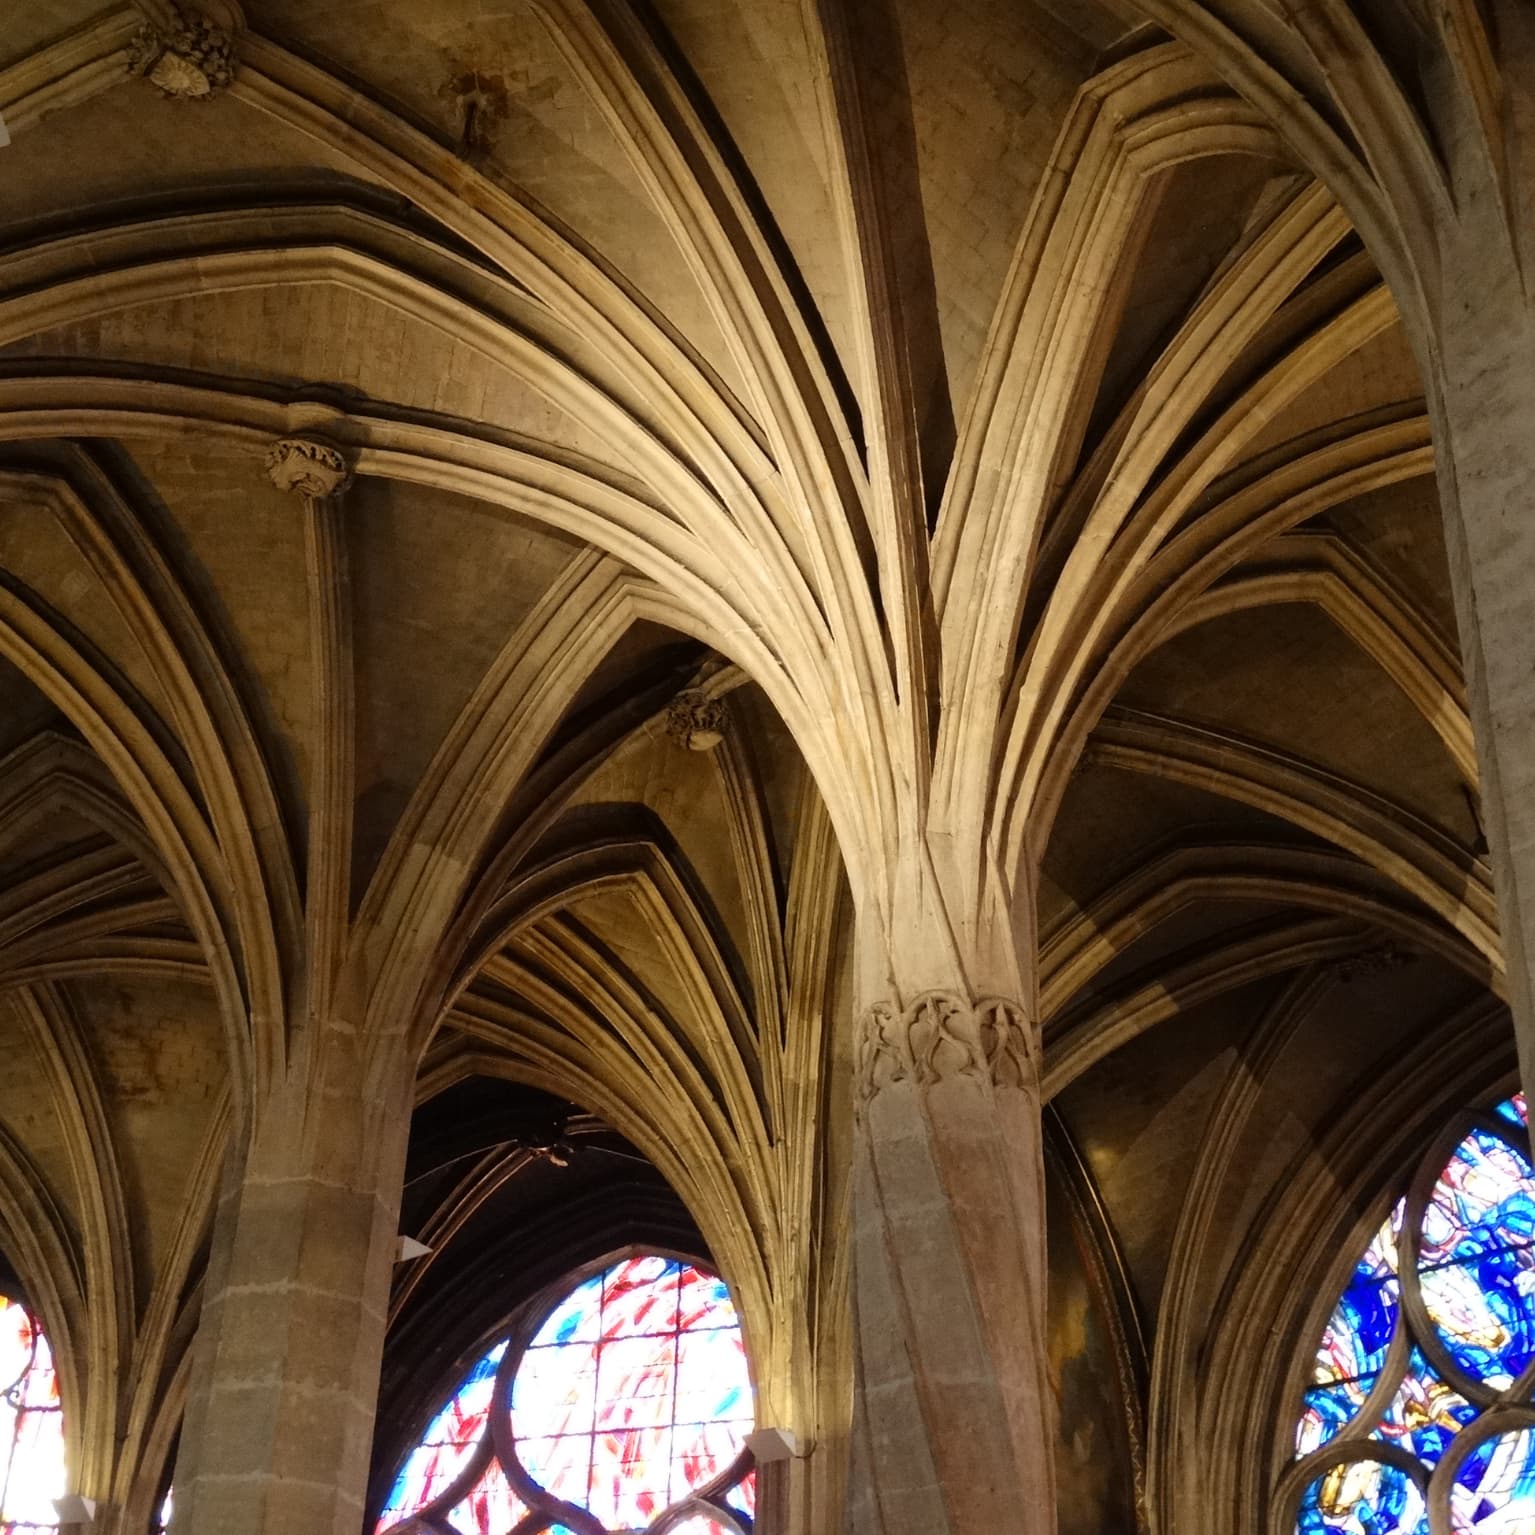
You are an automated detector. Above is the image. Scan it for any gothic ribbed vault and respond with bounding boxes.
[0,2,1529,1533]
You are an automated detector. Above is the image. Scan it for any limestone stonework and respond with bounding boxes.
[127,5,237,99]
[0,4,1529,1535]
[663,689,726,750]
[265,436,351,499]
[853,991,1035,1106]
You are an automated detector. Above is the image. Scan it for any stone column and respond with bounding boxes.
[1433,293,1535,1092]
[846,990,1054,1534]
[1415,7,1535,1100]
[168,1026,410,1535]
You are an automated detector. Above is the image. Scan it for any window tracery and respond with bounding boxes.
[0,1294,65,1534]
[1286,1093,1535,1533]
[378,1254,755,1535]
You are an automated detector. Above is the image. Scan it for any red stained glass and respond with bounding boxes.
[377,1343,505,1533]
[595,1336,674,1430]
[443,1457,529,1535]
[515,1345,597,1438]
[0,1295,65,1534]
[587,1425,673,1527]
[385,1257,753,1535]
[598,1258,679,1339]
[676,1268,735,1333]
[510,1258,753,1530]
[669,1421,745,1505]
[726,1469,756,1519]
[517,1430,593,1508]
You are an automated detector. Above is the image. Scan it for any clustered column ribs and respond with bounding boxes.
[169,435,408,1535]
[270,434,354,1019]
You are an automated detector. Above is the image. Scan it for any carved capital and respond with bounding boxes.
[266,437,351,499]
[854,991,1037,1110]
[665,690,726,751]
[128,5,237,98]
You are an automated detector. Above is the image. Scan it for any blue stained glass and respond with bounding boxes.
[1291,1099,1535,1535]
[1300,1380,1381,1457]
[1297,1460,1426,1535]
[1446,1436,1504,1527]
[1315,1277,1400,1386]
[1303,1206,1405,1454]
[725,1469,756,1520]
[1417,1124,1535,1390]
[1460,1427,1535,1527]
[1371,1348,1475,1468]
[1419,1130,1535,1270]
[1494,1094,1529,1131]
[1314,1206,1404,1387]
[1421,1243,1535,1388]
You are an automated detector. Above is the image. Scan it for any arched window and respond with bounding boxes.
[1,1293,66,1533]
[377,1254,755,1535]
[1285,1093,1535,1533]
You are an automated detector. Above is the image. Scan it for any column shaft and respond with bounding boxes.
[1424,20,1535,1097]
[171,1030,408,1535]
[847,991,1053,1533]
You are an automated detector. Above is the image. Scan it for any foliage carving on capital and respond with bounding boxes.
[265,437,352,499]
[128,5,238,99]
[854,991,1037,1109]
[665,690,726,751]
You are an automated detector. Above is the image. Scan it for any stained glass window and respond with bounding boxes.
[377,1256,756,1535]
[1289,1092,1535,1533]
[0,1294,65,1534]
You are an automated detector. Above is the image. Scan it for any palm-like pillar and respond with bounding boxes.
[804,23,1426,1527]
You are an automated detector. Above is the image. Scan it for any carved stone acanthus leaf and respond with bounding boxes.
[854,991,1037,1108]
[128,5,236,99]
[665,690,726,751]
[266,438,352,500]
